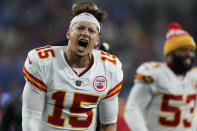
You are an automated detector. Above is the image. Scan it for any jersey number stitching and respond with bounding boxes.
[100,51,117,65]
[159,94,196,128]
[47,91,100,128]
[35,45,56,59]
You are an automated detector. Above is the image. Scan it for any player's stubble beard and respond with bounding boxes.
[171,53,194,74]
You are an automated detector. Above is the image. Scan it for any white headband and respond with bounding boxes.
[69,12,101,33]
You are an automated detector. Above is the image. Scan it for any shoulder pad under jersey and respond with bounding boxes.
[135,61,162,83]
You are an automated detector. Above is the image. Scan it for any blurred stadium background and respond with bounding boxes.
[0,0,197,130]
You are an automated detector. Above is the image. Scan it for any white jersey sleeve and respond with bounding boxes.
[23,48,48,94]
[99,52,123,124]
[124,82,152,131]
[22,48,49,131]
[99,96,119,125]
[124,62,159,131]
[22,82,46,131]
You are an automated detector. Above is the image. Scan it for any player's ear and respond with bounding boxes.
[66,30,70,40]
[94,35,100,47]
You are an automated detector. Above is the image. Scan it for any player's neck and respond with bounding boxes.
[64,51,93,68]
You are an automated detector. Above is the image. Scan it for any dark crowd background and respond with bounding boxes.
[0,0,197,130]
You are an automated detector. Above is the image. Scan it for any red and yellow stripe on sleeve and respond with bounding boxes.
[135,73,154,83]
[104,81,123,99]
[23,67,47,92]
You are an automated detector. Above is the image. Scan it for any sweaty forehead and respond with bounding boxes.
[72,21,99,32]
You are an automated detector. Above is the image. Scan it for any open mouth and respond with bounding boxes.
[78,40,88,51]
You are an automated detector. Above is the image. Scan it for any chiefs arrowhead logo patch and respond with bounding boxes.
[93,76,107,92]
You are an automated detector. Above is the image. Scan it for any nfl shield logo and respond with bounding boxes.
[76,80,81,86]
[93,76,107,92]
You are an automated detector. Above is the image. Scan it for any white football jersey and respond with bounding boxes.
[128,62,197,131]
[23,45,123,130]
